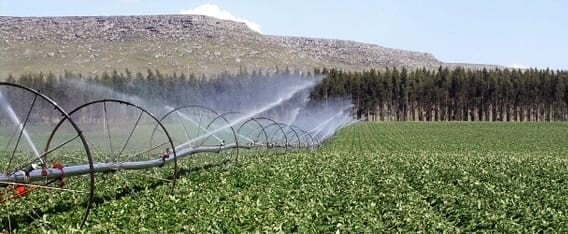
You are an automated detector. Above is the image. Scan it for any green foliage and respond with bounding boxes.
[3,122,568,232]
[312,67,568,121]
[2,68,315,125]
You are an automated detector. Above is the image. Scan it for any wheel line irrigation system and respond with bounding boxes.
[0,82,344,231]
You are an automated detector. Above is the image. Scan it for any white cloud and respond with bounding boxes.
[180,4,261,33]
[508,64,528,69]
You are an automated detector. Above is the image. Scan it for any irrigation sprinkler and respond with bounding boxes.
[45,99,179,194]
[236,116,271,150]
[251,117,290,153]
[263,122,301,150]
[201,111,273,155]
[0,82,95,231]
[152,105,240,165]
[288,125,316,150]
[0,82,331,232]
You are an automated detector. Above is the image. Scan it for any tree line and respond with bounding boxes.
[1,68,314,125]
[4,66,568,123]
[310,67,568,121]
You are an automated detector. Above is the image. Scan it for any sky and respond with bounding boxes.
[1,0,566,70]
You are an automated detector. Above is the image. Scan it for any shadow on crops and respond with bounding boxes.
[0,159,231,231]
[92,158,231,204]
[0,202,73,231]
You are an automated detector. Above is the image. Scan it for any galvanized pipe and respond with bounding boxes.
[0,143,269,184]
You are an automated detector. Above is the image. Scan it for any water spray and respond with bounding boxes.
[0,80,353,232]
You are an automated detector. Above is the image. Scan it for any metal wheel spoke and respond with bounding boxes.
[175,111,193,147]
[14,135,81,172]
[1,82,95,231]
[103,102,113,155]
[6,93,39,172]
[116,110,144,161]
[124,141,169,162]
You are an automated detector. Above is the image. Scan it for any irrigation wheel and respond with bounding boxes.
[0,82,95,232]
[45,99,177,226]
[253,117,290,154]
[153,105,239,172]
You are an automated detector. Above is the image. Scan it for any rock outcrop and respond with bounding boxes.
[0,15,498,78]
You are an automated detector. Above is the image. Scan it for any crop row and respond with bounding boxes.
[4,122,568,232]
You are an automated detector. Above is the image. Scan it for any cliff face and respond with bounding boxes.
[0,15,495,78]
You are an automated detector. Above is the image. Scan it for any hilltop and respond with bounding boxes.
[0,15,500,78]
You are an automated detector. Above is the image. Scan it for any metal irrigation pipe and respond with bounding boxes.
[0,143,263,184]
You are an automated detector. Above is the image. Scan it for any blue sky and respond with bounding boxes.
[1,0,566,69]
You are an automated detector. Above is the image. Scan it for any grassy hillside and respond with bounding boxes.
[0,15,500,79]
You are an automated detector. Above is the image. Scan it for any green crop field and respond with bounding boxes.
[2,122,568,232]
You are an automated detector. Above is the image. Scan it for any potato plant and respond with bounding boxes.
[3,122,568,232]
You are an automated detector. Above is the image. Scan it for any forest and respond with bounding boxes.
[311,67,568,121]
[0,68,314,125]
[3,66,568,122]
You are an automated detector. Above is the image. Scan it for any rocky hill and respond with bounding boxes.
[0,15,499,78]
